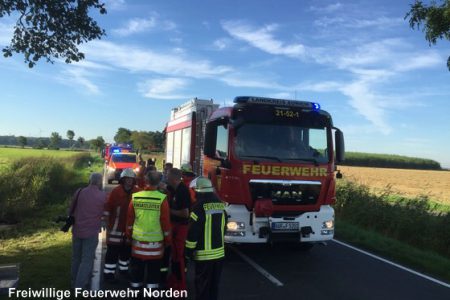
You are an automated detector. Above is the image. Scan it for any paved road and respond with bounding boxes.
[100,182,450,300]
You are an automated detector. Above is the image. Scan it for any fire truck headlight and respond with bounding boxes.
[227,221,245,231]
[134,167,140,173]
[322,220,334,229]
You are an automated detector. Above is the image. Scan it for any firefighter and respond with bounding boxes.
[166,168,191,290]
[103,168,141,282]
[126,171,172,292]
[180,163,196,188]
[185,177,227,300]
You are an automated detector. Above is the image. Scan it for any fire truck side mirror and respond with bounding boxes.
[335,129,345,163]
[204,123,217,158]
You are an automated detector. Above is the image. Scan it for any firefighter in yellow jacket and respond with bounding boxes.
[185,177,227,300]
[126,171,172,291]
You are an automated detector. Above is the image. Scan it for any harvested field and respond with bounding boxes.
[339,166,450,205]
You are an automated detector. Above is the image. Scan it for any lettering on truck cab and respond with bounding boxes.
[242,164,327,177]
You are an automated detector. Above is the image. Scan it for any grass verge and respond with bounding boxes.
[335,220,450,283]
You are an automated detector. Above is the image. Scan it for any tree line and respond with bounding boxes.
[1,128,165,153]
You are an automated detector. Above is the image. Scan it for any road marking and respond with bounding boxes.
[332,239,450,289]
[229,246,284,287]
[90,230,104,290]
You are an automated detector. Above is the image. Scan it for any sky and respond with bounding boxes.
[0,0,449,167]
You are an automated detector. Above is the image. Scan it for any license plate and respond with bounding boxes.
[271,222,299,231]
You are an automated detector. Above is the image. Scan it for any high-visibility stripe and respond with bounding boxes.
[190,212,198,221]
[112,207,120,233]
[195,253,224,261]
[118,260,129,266]
[205,209,224,215]
[186,240,197,249]
[146,283,159,288]
[221,212,225,246]
[105,264,117,268]
[195,247,224,256]
[109,230,123,236]
[205,214,212,250]
[108,237,122,243]
[160,268,168,272]
[133,240,162,249]
[118,266,128,271]
[104,269,115,274]
[132,249,163,256]
[130,282,143,288]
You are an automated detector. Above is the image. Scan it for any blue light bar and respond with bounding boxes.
[234,96,320,110]
[113,149,120,153]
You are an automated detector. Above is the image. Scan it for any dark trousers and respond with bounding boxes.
[129,257,162,289]
[104,243,131,275]
[195,259,223,300]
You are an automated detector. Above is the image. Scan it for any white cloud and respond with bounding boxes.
[60,68,101,95]
[219,73,285,89]
[0,22,13,45]
[104,0,126,11]
[213,38,231,50]
[222,21,306,58]
[138,77,189,99]
[113,14,176,36]
[82,40,232,78]
[314,16,403,29]
[113,17,156,36]
[297,81,342,92]
[309,2,343,13]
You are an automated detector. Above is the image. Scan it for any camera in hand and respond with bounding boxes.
[56,215,75,232]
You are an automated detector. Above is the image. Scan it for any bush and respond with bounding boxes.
[0,157,77,223]
[335,181,450,258]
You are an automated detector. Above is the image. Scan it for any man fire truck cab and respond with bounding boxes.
[165,97,344,246]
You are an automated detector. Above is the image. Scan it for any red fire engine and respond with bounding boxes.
[165,97,344,246]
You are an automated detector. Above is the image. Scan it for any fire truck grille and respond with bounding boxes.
[249,180,321,206]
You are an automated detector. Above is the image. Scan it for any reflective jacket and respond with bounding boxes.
[126,187,172,260]
[185,193,227,261]
[104,185,141,245]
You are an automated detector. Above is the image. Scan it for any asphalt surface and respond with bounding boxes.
[101,182,450,300]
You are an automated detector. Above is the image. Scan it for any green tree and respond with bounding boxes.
[1,0,107,68]
[77,136,85,148]
[152,131,165,151]
[49,132,62,150]
[34,138,48,149]
[67,130,75,148]
[130,131,154,150]
[114,127,132,144]
[406,0,450,70]
[90,136,105,152]
[17,135,27,148]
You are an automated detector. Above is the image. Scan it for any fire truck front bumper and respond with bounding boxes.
[225,204,335,244]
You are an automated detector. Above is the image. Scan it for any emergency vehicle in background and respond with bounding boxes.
[165,97,345,246]
[102,143,133,162]
[104,152,140,184]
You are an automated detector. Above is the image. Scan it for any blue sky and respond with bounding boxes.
[0,0,449,167]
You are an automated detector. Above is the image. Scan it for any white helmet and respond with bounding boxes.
[194,177,214,193]
[120,168,136,179]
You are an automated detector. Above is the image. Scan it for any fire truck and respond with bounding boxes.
[165,97,344,245]
[102,143,133,162]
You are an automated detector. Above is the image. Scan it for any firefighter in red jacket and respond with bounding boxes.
[103,168,141,282]
[126,171,172,291]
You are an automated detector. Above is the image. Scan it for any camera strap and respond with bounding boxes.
[70,188,84,217]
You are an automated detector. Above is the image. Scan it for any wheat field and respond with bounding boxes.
[339,166,450,205]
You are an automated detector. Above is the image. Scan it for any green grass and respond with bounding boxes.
[0,204,73,290]
[0,151,104,289]
[342,151,441,170]
[335,220,450,282]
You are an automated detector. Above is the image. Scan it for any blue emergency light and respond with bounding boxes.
[113,149,120,153]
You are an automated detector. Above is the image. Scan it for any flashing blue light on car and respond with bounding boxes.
[312,103,321,111]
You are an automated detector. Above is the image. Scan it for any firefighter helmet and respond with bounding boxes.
[180,163,193,173]
[194,177,214,193]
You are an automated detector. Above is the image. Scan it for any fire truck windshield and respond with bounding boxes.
[234,123,329,164]
[112,154,137,163]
